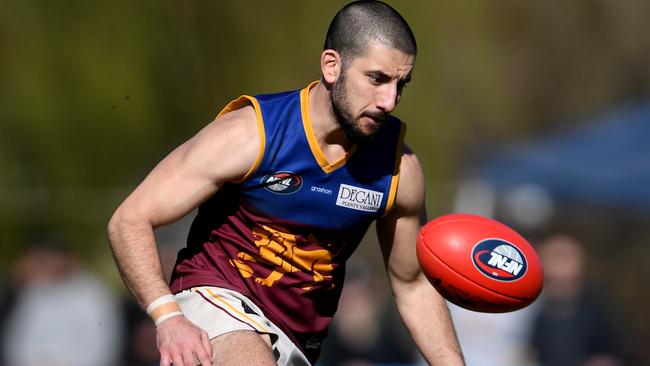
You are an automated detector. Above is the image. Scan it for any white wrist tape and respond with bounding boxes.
[146,294,183,325]
[154,311,184,326]
[146,294,176,315]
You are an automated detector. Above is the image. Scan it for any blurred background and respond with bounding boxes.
[1,1,649,365]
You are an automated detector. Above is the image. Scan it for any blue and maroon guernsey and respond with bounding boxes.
[170,82,406,363]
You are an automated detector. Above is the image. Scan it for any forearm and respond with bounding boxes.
[108,211,172,310]
[393,274,464,365]
[109,210,213,366]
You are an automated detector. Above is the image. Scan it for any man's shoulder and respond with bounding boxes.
[255,88,301,103]
[391,145,425,216]
[217,103,257,124]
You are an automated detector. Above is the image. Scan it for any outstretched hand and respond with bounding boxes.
[157,315,213,366]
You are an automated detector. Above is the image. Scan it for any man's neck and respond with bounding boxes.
[308,81,354,156]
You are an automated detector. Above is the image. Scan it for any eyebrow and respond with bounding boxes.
[368,70,411,83]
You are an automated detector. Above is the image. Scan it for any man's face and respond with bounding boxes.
[331,41,415,144]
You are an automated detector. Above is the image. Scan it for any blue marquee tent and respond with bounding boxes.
[473,102,650,213]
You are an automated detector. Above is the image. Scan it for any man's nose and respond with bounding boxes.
[375,83,398,113]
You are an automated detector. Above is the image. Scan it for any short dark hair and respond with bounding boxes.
[324,1,417,64]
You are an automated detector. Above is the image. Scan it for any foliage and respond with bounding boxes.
[1,0,649,269]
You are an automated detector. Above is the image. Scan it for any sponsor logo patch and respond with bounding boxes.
[311,186,333,195]
[336,184,383,212]
[471,239,528,282]
[261,172,302,194]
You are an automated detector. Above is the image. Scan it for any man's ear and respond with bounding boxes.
[321,49,342,84]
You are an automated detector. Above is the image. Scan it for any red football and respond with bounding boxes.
[416,213,543,313]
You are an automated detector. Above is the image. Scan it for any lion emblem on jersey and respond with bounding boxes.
[229,224,336,290]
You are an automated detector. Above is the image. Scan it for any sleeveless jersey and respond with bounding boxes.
[170,82,406,363]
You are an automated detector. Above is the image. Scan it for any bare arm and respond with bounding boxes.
[107,105,260,366]
[376,149,464,365]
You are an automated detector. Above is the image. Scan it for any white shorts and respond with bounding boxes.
[174,286,311,366]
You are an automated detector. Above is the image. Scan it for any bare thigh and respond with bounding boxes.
[211,330,276,365]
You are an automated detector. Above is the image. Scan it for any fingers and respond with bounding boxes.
[196,347,212,366]
[162,349,209,366]
[172,351,187,366]
[181,349,198,366]
[160,353,172,366]
[156,317,213,366]
[159,352,184,366]
[160,341,212,366]
[201,330,214,360]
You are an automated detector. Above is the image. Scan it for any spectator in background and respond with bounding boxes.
[531,234,626,366]
[0,277,11,366]
[1,237,123,366]
[319,259,417,366]
[446,301,537,366]
[121,225,186,366]
[122,297,159,366]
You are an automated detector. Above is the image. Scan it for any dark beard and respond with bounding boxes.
[330,74,385,145]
